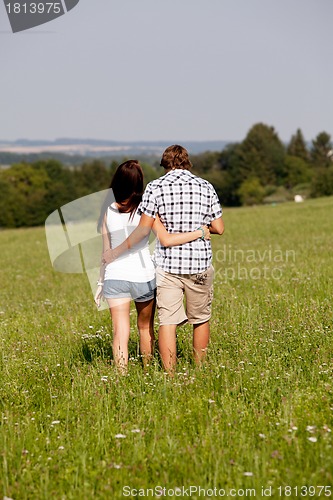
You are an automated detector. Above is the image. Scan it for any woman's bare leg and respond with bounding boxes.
[107,298,131,372]
[135,298,156,366]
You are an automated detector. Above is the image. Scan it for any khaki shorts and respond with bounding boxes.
[156,266,214,325]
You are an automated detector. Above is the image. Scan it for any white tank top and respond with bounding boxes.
[104,203,155,282]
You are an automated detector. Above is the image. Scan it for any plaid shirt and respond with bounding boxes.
[138,169,222,274]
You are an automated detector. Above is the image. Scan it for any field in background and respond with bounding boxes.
[0,197,332,499]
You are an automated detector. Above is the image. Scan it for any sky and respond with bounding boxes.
[1,0,332,144]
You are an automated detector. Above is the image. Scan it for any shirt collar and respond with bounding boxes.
[164,169,195,179]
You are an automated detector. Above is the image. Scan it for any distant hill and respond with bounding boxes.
[0,138,229,161]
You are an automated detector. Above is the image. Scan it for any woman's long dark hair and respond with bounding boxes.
[97,160,144,232]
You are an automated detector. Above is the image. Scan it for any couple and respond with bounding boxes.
[95,145,224,373]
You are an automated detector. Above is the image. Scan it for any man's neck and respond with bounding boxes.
[164,167,190,173]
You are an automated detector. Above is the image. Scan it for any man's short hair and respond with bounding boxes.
[160,145,192,170]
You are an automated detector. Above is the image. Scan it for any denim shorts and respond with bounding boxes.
[103,278,156,302]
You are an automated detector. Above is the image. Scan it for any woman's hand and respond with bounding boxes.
[201,225,211,240]
[102,248,116,265]
[94,285,103,308]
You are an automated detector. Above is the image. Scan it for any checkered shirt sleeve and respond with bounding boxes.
[138,182,158,219]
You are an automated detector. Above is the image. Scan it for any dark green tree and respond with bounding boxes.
[215,142,243,205]
[76,160,110,195]
[238,177,265,206]
[34,159,79,214]
[0,177,20,227]
[310,132,332,168]
[283,155,313,188]
[0,163,50,226]
[287,128,309,162]
[311,166,333,197]
[141,162,159,185]
[237,123,286,185]
[109,160,119,179]
[192,151,221,174]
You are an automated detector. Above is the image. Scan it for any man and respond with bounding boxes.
[103,145,224,372]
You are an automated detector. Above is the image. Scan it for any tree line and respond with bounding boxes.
[0,159,158,228]
[192,123,333,206]
[0,123,332,228]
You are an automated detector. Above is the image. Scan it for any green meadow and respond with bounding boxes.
[1,197,332,499]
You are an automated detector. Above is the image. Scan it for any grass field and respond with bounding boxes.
[0,197,333,499]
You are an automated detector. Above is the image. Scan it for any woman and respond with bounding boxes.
[95,160,209,372]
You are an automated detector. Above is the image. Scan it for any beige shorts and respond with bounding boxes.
[156,266,214,325]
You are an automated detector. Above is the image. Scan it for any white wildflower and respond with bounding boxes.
[306,425,316,433]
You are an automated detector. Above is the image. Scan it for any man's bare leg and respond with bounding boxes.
[193,321,210,365]
[158,324,177,373]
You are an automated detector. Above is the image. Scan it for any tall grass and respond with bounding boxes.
[0,197,332,499]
